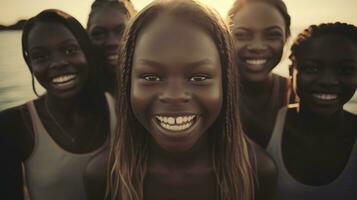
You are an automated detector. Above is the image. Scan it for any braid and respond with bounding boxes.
[288,22,357,103]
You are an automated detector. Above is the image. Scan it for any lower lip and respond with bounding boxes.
[51,77,78,90]
[152,117,198,139]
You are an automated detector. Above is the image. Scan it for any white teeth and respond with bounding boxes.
[52,74,76,84]
[160,122,193,132]
[313,93,338,100]
[156,115,196,131]
[246,59,267,65]
[108,55,118,60]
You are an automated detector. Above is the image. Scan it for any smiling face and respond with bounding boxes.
[231,2,286,82]
[88,7,129,68]
[130,17,223,153]
[27,22,89,99]
[296,34,357,116]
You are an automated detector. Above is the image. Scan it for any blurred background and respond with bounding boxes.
[0,0,356,112]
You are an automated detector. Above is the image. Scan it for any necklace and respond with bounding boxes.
[44,98,76,143]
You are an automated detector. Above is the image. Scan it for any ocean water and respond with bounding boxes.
[0,31,356,113]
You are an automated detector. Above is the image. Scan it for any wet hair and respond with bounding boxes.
[108,0,256,200]
[87,0,136,29]
[227,0,291,38]
[22,9,103,96]
[288,22,357,103]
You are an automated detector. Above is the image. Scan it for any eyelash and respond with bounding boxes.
[141,74,210,82]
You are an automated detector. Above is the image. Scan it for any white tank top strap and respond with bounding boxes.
[267,105,357,200]
[105,92,116,135]
[24,99,111,200]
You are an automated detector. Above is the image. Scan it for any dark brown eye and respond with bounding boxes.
[337,65,356,76]
[265,31,283,40]
[234,30,251,40]
[143,74,161,81]
[189,75,208,82]
[30,52,49,63]
[64,45,80,56]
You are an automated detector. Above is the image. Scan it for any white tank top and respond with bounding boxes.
[267,107,357,200]
[24,93,116,200]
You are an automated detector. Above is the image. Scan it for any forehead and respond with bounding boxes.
[90,7,128,27]
[133,16,220,66]
[232,2,285,30]
[298,34,357,61]
[27,22,77,49]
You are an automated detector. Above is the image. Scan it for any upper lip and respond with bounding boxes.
[49,71,77,80]
[154,112,198,116]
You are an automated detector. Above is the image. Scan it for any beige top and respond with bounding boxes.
[24,93,116,200]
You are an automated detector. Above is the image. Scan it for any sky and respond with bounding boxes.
[0,0,356,30]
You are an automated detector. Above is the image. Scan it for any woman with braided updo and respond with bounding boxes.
[267,22,357,199]
[87,0,136,95]
[227,0,291,148]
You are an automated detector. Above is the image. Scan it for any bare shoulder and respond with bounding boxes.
[0,103,34,159]
[251,142,278,200]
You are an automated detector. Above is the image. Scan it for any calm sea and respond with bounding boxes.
[0,31,356,113]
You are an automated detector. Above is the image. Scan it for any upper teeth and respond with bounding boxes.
[313,93,338,100]
[156,115,196,132]
[246,59,267,65]
[108,55,118,60]
[52,74,75,83]
[156,115,195,125]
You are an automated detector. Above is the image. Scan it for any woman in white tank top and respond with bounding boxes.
[267,22,357,200]
[0,9,115,200]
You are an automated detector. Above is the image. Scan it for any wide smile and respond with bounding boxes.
[242,58,269,72]
[50,73,78,89]
[107,54,118,62]
[155,115,197,132]
[312,93,339,104]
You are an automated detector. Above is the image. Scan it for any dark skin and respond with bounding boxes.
[88,7,129,95]
[0,22,109,198]
[84,16,277,200]
[282,34,357,186]
[231,2,288,148]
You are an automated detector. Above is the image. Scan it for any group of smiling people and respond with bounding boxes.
[0,0,356,200]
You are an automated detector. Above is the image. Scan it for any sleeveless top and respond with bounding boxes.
[240,74,289,147]
[24,93,116,200]
[267,107,357,200]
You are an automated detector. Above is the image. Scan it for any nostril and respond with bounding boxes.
[159,92,191,103]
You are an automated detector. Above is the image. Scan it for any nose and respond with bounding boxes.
[318,70,339,86]
[49,53,68,69]
[105,32,120,48]
[246,36,267,51]
[159,80,191,103]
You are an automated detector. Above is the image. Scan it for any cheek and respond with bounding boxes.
[296,73,311,98]
[31,65,48,84]
[196,81,223,121]
[130,82,155,126]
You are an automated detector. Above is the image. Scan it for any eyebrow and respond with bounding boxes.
[29,39,78,51]
[233,25,283,32]
[138,59,216,68]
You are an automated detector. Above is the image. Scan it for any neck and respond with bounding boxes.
[45,91,103,115]
[241,73,274,96]
[149,136,211,170]
[297,105,345,135]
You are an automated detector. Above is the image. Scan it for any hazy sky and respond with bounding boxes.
[0,0,356,30]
